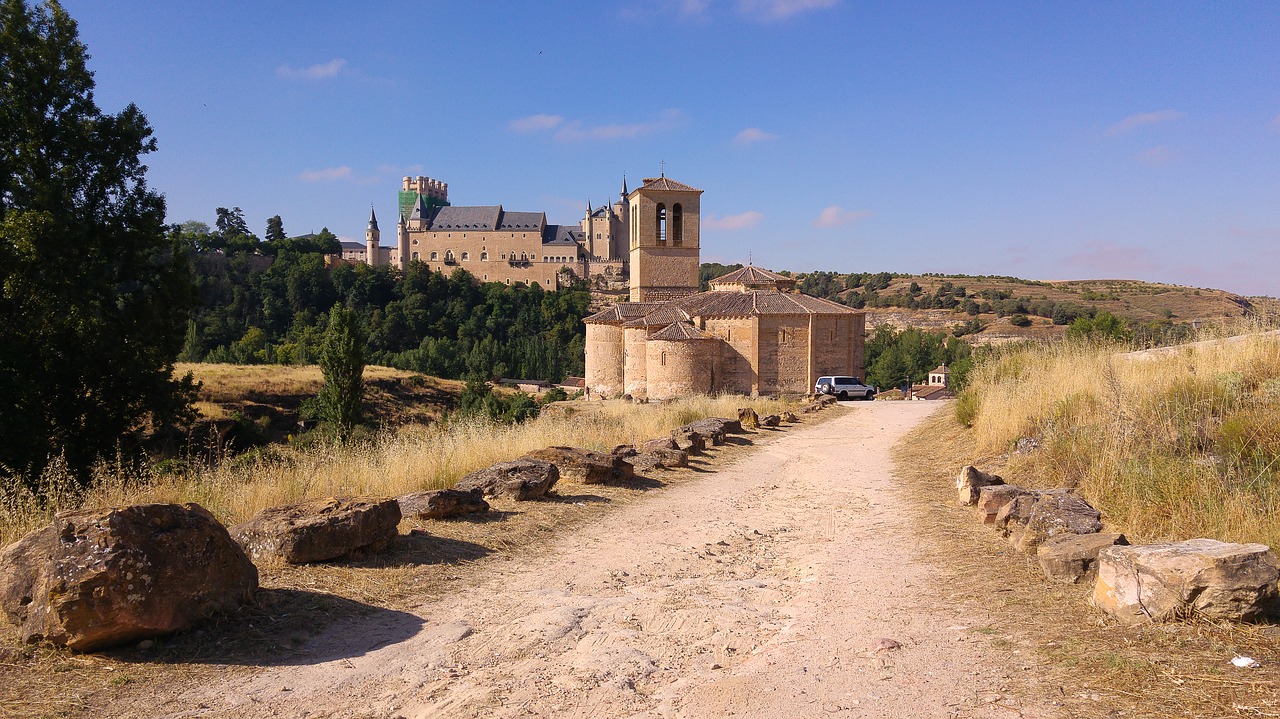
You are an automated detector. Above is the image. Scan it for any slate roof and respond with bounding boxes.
[496,211,546,230]
[637,176,702,193]
[649,322,713,341]
[427,205,504,231]
[338,240,365,251]
[671,290,858,318]
[621,304,694,328]
[544,225,582,246]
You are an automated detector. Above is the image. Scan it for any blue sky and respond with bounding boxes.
[62,0,1280,296]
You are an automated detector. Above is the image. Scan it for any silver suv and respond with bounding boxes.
[814,376,877,400]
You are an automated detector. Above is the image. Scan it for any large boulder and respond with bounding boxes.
[737,407,760,429]
[1011,492,1103,553]
[761,414,781,427]
[0,504,258,651]
[671,430,706,455]
[1093,539,1280,624]
[397,488,489,520]
[624,448,688,472]
[522,446,635,485]
[455,458,559,500]
[957,466,1004,506]
[610,444,638,459]
[781,411,798,423]
[641,437,678,454]
[680,417,742,445]
[1038,533,1128,584]
[232,497,401,564]
[994,493,1042,536]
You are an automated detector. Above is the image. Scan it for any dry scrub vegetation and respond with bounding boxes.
[0,394,790,547]
[957,329,1280,549]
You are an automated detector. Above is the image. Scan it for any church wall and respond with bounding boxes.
[646,339,719,401]
[811,314,866,381]
[701,317,756,394]
[629,245,700,302]
[756,315,812,395]
[623,327,654,398]
[584,323,625,398]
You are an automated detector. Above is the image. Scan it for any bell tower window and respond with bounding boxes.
[656,203,666,245]
[672,204,683,246]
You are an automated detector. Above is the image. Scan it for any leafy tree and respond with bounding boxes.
[315,306,366,436]
[265,214,286,242]
[0,0,197,484]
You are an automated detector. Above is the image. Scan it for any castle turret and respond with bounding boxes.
[408,193,429,231]
[365,206,381,266]
[397,212,409,270]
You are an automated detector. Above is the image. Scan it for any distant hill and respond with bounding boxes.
[693,266,1275,345]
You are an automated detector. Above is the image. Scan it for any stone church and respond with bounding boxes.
[584,177,866,400]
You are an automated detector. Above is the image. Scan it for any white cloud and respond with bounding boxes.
[1137,145,1176,165]
[1105,109,1184,137]
[737,0,838,21]
[276,58,347,80]
[508,114,565,133]
[298,166,352,182]
[813,205,872,228]
[733,127,778,146]
[705,211,764,231]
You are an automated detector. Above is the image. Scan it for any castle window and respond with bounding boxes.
[461,251,469,261]
[430,251,439,260]
[480,251,488,261]
[672,204,683,246]
[506,278,511,285]
[656,203,666,245]
[412,252,419,260]
[596,233,602,240]
[412,239,418,246]
[501,253,507,260]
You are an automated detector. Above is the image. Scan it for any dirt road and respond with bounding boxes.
[166,402,1057,719]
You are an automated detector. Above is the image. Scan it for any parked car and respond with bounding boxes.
[814,376,877,400]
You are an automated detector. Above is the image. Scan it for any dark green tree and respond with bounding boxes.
[0,0,197,484]
[265,214,285,242]
[315,306,366,436]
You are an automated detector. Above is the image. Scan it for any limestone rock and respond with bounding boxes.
[523,446,635,485]
[0,504,257,651]
[1093,539,1280,624]
[641,437,678,454]
[800,402,821,414]
[397,489,489,520]
[1038,533,1128,584]
[957,465,1004,506]
[761,414,781,427]
[976,485,1033,525]
[1013,492,1103,552]
[610,444,638,459]
[455,459,559,501]
[650,447,688,468]
[232,497,401,564]
[994,494,1041,536]
[781,411,798,423]
[737,408,759,429]
[671,430,706,455]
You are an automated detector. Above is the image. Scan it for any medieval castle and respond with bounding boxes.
[349,172,865,399]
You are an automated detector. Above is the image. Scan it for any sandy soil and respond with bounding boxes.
[153,402,1061,719]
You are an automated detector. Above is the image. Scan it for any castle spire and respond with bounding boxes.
[367,205,379,231]
[409,193,428,222]
[621,174,628,199]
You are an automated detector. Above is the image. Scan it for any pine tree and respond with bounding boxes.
[265,215,286,242]
[0,0,197,484]
[315,306,366,436]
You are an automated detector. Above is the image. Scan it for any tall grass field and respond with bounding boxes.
[957,330,1280,548]
[0,395,791,547]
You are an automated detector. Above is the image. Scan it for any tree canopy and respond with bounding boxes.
[0,0,196,483]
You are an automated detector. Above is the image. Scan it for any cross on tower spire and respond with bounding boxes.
[659,160,665,177]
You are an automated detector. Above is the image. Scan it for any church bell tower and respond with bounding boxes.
[628,173,702,302]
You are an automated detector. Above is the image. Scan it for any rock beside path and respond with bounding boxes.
[641,437,678,454]
[1038,533,1128,584]
[523,446,635,485]
[455,459,559,500]
[976,485,1033,525]
[1012,492,1102,552]
[738,408,759,429]
[957,466,1004,506]
[761,414,781,427]
[0,504,258,651]
[1093,539,1280,624]
[672,430,706,455]
[232,497,401,564]
[398,489,490,520]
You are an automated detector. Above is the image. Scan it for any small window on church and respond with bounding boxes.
[656,204,666,245]
[661,351,667,366]
[672,204,683,246]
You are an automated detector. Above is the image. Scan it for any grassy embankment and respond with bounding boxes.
[0,393,792,547]
[957,329,1280,548]
[896,328,1280,718]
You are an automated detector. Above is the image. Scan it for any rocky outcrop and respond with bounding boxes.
[397,488,489,520]
[976,485,1034,526]
[1011,492,1103,553]
[522,446,635,485]
[737,408,759,429]
[0,504,258,651]
[232,497,402,564]
[1093,539,1280,624]
[1038,533,1128,584]
[455,459,559,500]
[957,466,1004,506]
[761,414,781,427]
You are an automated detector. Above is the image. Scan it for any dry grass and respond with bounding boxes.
[959,329,1280,548]
[895,410,1280,719]
[0,395,791,548]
